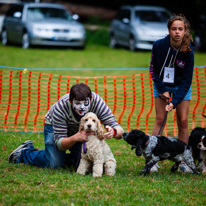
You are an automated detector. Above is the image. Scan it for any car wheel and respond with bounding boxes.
[1,30,8,45]
[110,34,118,48]
[129,36,136,51]
[22,32,30,49]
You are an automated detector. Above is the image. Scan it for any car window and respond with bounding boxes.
[116,9,131,21]
[115,10,124,20]
[135,10,171,22]
[124,10,131,20]
[26,7,72,20]
[6,5,23,17]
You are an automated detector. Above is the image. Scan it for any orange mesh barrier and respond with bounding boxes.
[0,67,205,136]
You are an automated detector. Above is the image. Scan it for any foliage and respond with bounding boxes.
[86,16,110,26]
[86,28,110,46]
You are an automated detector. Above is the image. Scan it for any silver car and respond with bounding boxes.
[1,2,86,49]
[109,5,172,51]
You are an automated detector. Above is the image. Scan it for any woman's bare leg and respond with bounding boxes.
[152,97,167,136]
[176,100,190,144]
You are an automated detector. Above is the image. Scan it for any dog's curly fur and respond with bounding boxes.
[123,129,199,175]
[76,112,116,177]
[189,127,206,173]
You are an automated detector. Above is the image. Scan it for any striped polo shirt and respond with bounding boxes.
[45,92,122,150]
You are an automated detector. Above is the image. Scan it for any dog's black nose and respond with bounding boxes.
[123,132,129,140]
[87,124,91,128]
[197,143,202,149]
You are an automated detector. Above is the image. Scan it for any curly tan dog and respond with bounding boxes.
[76,112,116,177]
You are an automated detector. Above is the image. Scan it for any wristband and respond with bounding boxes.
[112,128,117,137]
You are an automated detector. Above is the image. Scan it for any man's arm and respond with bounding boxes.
[59,131,89,151]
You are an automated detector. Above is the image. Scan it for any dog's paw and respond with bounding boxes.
[76,171,86,175]
[93,173,102,178]
[105,172,115,176]
[202,169,206,174]
[171,164,178,172]
[139,170,147,176]
[193,169,200,175]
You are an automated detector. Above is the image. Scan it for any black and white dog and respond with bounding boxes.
[123,129,199,175]
[189,127,206,173]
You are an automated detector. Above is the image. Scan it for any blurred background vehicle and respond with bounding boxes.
[109,5,172,51]
[1,2,86,49]
[195,14,206,51]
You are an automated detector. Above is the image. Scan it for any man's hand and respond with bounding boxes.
[74,131,89,142]
[103,125,114,139]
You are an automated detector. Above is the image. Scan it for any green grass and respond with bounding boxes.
[0,44,150,77]
[0,28,205,77]
[0,34,206,205]
[1,133,206,206]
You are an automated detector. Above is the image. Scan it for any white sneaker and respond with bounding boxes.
[178,161,193,173]
[150,162,160,172]
[8,140,33,163]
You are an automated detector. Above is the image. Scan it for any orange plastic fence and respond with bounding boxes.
[0,67,205,136]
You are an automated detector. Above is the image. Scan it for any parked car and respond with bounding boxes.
[195,14,206,51]
[1,2,86,49]
[109,5,172,51]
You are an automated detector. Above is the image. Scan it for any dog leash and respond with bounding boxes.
[83,141,87,153]
[75,141,87,172]
[157,94,170,136]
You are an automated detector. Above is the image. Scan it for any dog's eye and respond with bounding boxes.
[85,118,88,122]
[93,119,96,122]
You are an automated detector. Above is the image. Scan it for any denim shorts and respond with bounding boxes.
[153,84,191,100]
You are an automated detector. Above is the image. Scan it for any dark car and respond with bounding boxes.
[195,14,206,51]
[1,2,86,49]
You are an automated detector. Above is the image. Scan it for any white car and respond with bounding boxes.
[109,5,172,51]
[1,2,86,49]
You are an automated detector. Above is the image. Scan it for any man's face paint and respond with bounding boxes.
[72,98,91,116]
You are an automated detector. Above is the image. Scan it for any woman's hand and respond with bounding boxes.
[166,103,174,112]
[160,92,170,103]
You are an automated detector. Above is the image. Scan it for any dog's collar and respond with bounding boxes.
[83,142,87,153]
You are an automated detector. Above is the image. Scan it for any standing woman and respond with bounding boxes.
[150,14,195,172]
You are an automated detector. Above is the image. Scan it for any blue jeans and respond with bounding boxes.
[17,124,82,169]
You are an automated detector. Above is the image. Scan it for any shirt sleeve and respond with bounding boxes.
[48,99,70,151]
[150,42,168,95]
[171,51,194,108]
[91,93,124,132]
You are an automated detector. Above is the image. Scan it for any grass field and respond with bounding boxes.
[0,39,206,205]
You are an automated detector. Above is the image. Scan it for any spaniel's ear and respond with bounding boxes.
[97,119,104,140]
[135,139,143,156]
[79,116,85,132]
[135,145,142,156]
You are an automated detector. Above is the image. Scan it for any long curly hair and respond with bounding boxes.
[167,14,193,53]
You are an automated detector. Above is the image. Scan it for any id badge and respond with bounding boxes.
[163,67,174,84]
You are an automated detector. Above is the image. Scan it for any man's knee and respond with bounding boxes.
[48,159,64,169]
